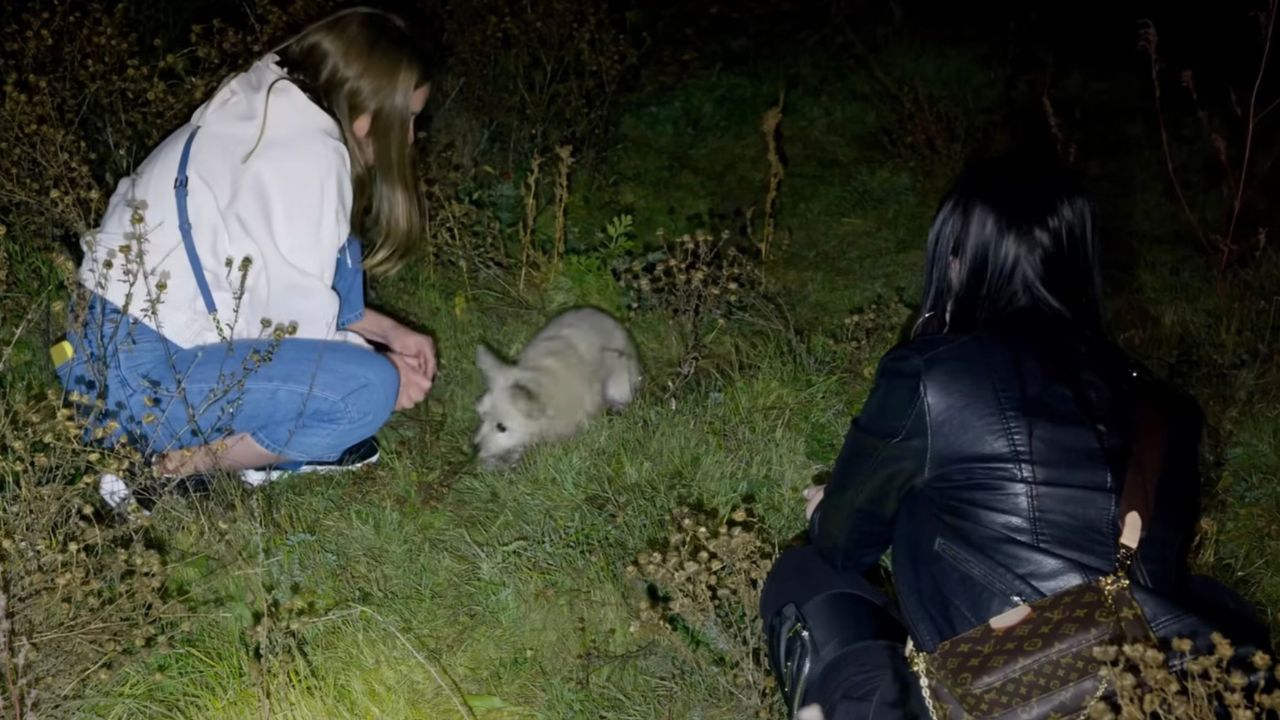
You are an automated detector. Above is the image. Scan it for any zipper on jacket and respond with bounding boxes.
[934,537,1036,607]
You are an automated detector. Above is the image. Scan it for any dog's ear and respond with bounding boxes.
[510,382,547,420]
[476,344,507,382]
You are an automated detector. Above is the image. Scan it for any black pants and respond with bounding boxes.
[760,545,929,720]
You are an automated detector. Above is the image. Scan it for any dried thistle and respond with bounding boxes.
[0,390,181,716]
[615,228,763,333]
[1090,633,1277,719]
[629,504,781,718]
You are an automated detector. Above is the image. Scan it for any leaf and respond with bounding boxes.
[605,213,635,243]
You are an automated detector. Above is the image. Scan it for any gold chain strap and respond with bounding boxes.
[906,638,945,720]
[1087,543,1138,716]
[1099,544,1135,599]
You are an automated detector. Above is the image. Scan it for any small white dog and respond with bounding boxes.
[474,307,642,469]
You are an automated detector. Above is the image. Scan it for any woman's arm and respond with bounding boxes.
[347,308,405,345]
[810,345,929,572]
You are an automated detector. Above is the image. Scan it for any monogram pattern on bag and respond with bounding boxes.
[918,578,1158,719]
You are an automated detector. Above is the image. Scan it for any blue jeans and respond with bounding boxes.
[56,237,399,463]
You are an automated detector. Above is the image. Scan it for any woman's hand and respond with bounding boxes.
[387,351,432,411]
[350,309,438,384]
[804,485,826,521]
[797,705,827,720]
[385,325,437,382]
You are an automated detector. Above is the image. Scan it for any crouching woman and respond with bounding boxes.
[761,157,1272,719]
[55,8,438,504]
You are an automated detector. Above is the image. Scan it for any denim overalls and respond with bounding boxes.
[55,126,398,462]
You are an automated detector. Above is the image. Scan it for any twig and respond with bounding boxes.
[1222,0,1277,276]
[1254,93,1280,122]
[552,145,574,265]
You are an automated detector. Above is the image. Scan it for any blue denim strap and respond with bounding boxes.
[334,235,366,329]
[174,126,217,316]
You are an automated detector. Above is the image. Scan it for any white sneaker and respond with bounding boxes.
[239,438,380,487]
[98,473,150,517]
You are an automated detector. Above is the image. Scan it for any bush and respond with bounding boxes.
[0,0,318,309]
[433,0,635,167]
[0,391,178,716]
[628,504,781,719]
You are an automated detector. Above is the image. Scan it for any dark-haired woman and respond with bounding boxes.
[761,157,1271,719]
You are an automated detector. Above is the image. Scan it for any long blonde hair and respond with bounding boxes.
[274,7,430,275]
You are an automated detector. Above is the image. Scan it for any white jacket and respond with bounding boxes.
[79,54,365,349]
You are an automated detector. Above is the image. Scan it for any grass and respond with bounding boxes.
[4,30,1279,720]
[52,276,850,718]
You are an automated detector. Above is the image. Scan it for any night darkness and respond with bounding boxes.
[2,0,1278,717]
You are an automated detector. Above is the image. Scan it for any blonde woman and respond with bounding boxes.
[56,8,437,506]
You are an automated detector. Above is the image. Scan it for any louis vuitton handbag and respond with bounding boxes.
[904,405,1169,720]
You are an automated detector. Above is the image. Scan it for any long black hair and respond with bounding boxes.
[913,157,1104,338]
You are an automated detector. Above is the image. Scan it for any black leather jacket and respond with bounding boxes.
[809,319,1219,653]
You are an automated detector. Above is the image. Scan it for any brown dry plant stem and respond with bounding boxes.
[760,91,786,263]
[1041,63,1078,166]
[1042,93,1075,166]
[552,144,574,266]
[519,153,544,291]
